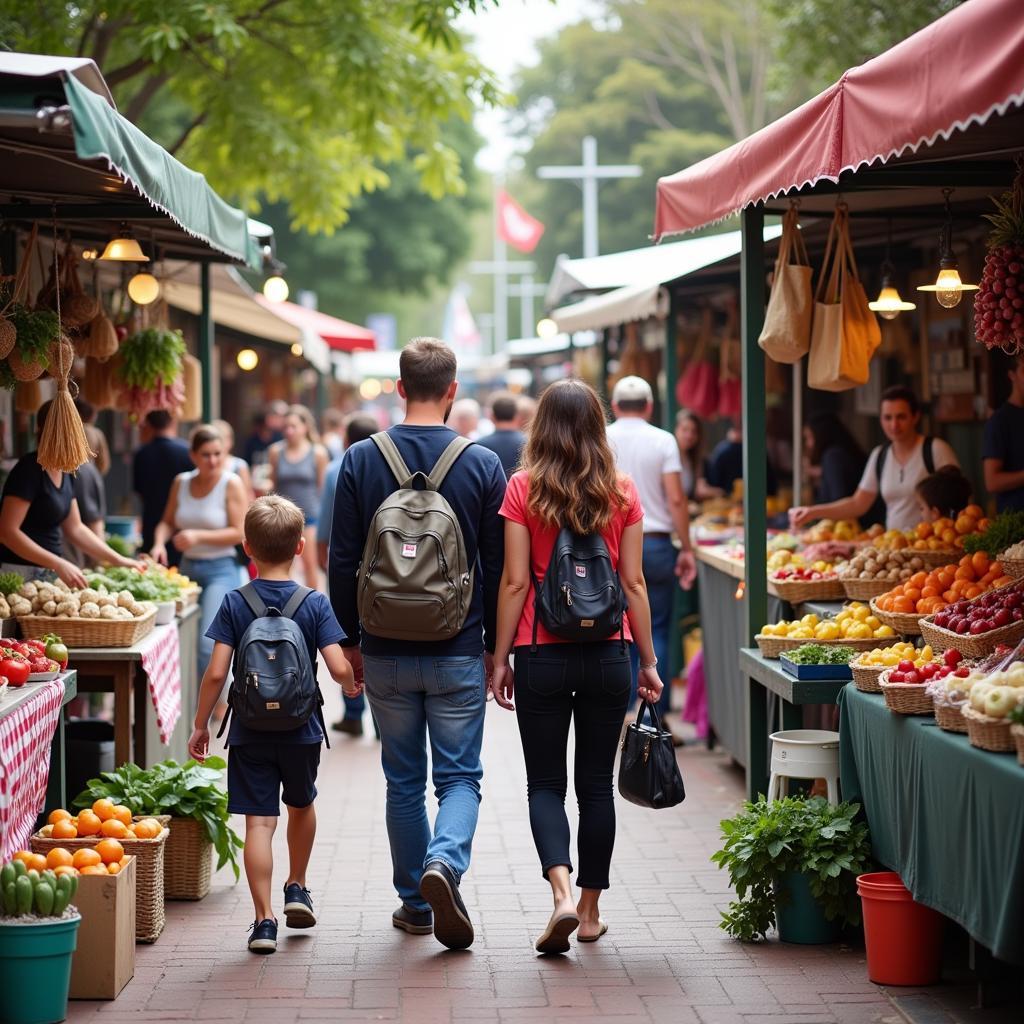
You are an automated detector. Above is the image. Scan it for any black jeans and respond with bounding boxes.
[513,641,632,890]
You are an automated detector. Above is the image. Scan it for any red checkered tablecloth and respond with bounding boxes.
[0,677,65,860]
[138,623,182,744]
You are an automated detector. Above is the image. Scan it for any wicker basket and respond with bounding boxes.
[915,549,960,569]
[755,633,880,659]
[841,577,895,601]
[18,604,157,648]
[164,817,212,901]
[767,576,846,602]
[850,660,886,693]
[31,826,168,942]
[174,586,201,614]
[999,557,1024,581]
[934,701,969,733]
[869,598,924,637]
[879,672,934,715]
[919,615,1024,659]
[1011,724,1024,766]
[961,705,1017,752]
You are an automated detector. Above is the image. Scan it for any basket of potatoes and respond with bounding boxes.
[13,579,157,647]
[840,548,930,601]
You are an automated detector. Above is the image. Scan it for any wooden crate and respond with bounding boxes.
[70,857,136,1000]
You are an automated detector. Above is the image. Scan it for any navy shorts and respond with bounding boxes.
[227,742,321,816]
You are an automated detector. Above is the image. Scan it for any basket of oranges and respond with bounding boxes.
[32,800,168,942]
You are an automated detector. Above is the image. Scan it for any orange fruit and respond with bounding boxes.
[893,596,915,614]
[76,810,102,836]
[47,808,72,826]
[100,819,128,839]
[72,848,102,870]
[964,505,985,520]
[92,799,116,822]
[46,847,74,869]
[995,575,1013,588]
[915,522,933,540]
[27,853,47,873]
[51,819,78,840]
[54,865,79,878]
[903,588,921,604]
[79,865,108,876]
[111,805,132,827]
[107,861,123,874]
[971,552,990,576]
[12,850,34,865]
[95,838,124,865]
[941,529,957,545]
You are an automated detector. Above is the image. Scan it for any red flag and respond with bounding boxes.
[497,190,545,253]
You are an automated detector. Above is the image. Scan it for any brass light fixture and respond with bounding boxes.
[99,224,148,262]
[868,222,916,320]
[917,188,979,308]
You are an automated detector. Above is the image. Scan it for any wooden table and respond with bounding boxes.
[739,647,849,801]
[69,605,198,767]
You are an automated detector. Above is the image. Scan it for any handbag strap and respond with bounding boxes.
[786,204,810,268]
[634,698,665,733]
[815,204,847,304]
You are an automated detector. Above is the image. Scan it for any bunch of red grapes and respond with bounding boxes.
[974,243,1024,353]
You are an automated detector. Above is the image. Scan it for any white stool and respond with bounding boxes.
[767,729,841,804]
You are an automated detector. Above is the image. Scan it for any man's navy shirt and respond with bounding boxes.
[983,402,1024,512]
[133,436,193,553]
[329,425,506,657]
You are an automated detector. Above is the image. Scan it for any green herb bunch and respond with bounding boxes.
[963,511,1024,556]
[115,328,186,390]
[711,796,871,942]
[0,571,24,596]
[88,565,183,602]
[6,304,57,366]
[73,758,244,880]
[786,644,855,665]
[1009,702,1024,726]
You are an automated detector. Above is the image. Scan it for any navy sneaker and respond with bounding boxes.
[419,861,474,950]
[248,918,277,954]
[283,883,316,928]
[392,904,433,935]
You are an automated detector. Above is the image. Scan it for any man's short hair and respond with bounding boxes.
[880,385,919,415]
[146,409,174,431]
[490,392,519,423]
[345,412,379,448]
[399,337,457,401]
[245,495,305,564]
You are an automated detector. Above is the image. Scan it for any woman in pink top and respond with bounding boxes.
[490,379,663,954]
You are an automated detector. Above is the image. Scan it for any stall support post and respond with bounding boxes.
[740,206,769,801]
[199,262,214,422]
[663,289,679,431]
[599,329,610,404]
[316,370,327,418]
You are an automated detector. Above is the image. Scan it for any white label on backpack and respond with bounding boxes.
[402,543,418,558]
[575,565,587,577]
[580,619,594,628]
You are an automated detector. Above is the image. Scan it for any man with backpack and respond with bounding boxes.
[188,495,357,955]
[329,337,506,950]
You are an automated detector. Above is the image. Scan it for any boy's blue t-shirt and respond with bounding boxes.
[205,579,345,745]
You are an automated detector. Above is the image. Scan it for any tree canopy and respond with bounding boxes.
[0,0,501,233]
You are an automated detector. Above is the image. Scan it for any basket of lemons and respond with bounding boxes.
[756,603,896,659]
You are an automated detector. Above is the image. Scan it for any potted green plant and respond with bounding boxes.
[0,855,81,1024]
[712,796,871,944]
[73,757,243,900]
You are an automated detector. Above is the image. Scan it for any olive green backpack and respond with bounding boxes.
[356,433,475,642]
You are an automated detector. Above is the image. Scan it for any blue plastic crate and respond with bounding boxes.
[779,654,853,681]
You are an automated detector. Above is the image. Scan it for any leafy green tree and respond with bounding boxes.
[0,0,501,232]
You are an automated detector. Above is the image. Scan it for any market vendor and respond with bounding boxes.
[982,351,1024,512]
[790,386,960,533]
[0,400,142,588]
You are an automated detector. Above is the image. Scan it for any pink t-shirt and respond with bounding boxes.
[498,470,644,649]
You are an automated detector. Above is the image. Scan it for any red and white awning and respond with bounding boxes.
[654,0,1024,239]
[255,299,376,353]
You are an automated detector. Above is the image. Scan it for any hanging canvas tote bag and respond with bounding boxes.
[808,205,881,391]
[758,204,813,364]
[676,306,719,418]
[717,300,742,420]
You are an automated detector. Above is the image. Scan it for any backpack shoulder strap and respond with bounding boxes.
[371,432,413,487]
[281,585,314,620]
[875,442,891,490]
[427,436,473,489]
[923,436,935,474]
[238,583,268,619]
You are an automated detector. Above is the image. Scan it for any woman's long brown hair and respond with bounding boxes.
[522,379,628,534]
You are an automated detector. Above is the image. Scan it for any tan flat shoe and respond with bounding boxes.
[535,912,579,954]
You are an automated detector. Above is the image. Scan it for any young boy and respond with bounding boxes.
[188,495,358,954]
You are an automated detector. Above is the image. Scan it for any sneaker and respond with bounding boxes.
[392,904,434,935]
[283,883,316,928]
[332,717,364,736]
[248,918,277,954]
[419,861,474,950]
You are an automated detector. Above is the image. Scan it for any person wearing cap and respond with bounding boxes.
[606,376,696,733]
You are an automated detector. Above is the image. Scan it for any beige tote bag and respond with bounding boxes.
[758,205,812,364]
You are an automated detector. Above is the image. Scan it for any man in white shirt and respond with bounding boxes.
[607,376,696,729]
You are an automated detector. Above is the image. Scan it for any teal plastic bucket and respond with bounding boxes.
[773,871,843,944]
[0,915,80,1024]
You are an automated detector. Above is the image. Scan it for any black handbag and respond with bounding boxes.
[618,702,686,809]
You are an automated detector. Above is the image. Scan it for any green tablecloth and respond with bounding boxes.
[839,684,1024,965]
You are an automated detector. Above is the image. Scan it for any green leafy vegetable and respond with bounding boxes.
[6,305,56,367]
[0,572,24,596]
[73,758,244,881]
[963,511,1024,556]
[786,644,855,665]
[87,566,184,602]
[115,327,186,391]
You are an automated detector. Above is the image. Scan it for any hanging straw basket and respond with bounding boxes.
[767,576,846,602]
[1011,724,1024,766]
[0,315,15,360]
[81,356,117,409]
[961,705,1017,752]
[164,817,213,901]
[934,700,969,734]
[869,598,924,636]
[919,615,1024,659]
[32,826,168,943]
[7,346,45,382]
[878,671,935,715]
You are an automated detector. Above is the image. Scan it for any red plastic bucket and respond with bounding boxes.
[856,872,944,986]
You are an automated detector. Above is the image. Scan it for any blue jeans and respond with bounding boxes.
[182,555,242,684]
[629,535,677,717]
[362,654,485,912]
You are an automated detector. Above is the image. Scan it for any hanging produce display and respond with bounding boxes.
[975,160,1024,354]
[0,226,58,382]
[113,326,186,419]
[81,355,118,409]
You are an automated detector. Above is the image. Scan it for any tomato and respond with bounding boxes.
[0,655,30,687]
[23,639,46,655]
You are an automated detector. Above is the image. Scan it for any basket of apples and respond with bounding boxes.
[919,580,1024,658]
[767,561,845,602]
[879,647,966,715]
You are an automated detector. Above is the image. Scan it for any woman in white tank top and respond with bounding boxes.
[151,424,246,691]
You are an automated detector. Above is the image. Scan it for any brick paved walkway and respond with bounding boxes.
[66,685,1015,1024]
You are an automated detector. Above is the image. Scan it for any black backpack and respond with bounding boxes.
[217,584,328,745]
[532,528,628,648]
